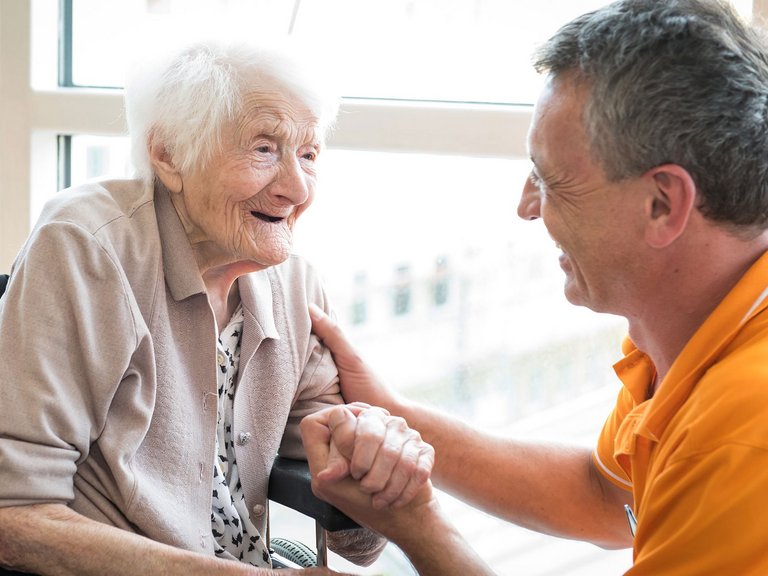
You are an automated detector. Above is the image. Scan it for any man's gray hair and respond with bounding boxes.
[534,0,768,230]
[124,39,340,184]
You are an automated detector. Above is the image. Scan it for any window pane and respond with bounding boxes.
[69,0,757,100]
[69,0,756,99]
[295,149,631,573]
[297,151,626,416]
[69,135,132,183]
[70,0,296,88]
[69,0,609,103]
[291,0,610,103]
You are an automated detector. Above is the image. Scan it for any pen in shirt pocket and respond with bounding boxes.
[624,504,637,537]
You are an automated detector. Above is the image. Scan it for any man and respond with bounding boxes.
[300,0,768,574]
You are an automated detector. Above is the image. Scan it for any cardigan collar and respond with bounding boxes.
[154,181,279,341]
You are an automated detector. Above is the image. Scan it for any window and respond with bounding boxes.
[393,265,413,317]
[1,1,760,573]
[68,135,132,185]
[64,0,600,103]
[351,272,369,326]
[432,256,450,307]
[64,0,756,100]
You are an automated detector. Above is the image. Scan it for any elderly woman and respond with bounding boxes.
[0,39,431,575]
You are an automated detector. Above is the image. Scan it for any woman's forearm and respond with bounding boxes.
[0,503,325,576]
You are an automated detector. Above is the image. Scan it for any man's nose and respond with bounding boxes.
[517,177,541,221]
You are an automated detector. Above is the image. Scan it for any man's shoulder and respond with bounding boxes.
[672,340,768,453]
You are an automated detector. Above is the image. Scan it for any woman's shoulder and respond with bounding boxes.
[22,178,163,294]
[38,178,153,232]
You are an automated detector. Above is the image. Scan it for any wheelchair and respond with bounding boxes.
[0,273,358,573]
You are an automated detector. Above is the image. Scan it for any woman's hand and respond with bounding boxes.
[301,404,434,511]
[301,405,492,576]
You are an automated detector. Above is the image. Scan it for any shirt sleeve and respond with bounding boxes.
[593,387,634,492]
[274,286,388,565]
[277,272,343,459]
[0,221,137,507]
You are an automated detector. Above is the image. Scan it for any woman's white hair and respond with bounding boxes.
[124,38,340,184]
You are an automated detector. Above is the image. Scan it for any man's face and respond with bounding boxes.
[178,90,321,269]
[518,74,647,315]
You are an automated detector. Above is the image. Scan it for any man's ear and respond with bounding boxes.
[148,135,183,193]
[643,164,697,248]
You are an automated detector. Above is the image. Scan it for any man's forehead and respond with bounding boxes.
[531,77,588,139]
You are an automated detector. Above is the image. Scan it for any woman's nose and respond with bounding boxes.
[273,157,310,206]
[517,177,541,221]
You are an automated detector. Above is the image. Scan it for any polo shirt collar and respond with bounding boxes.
[615,250,768,442]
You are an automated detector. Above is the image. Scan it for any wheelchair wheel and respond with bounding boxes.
[270,537,317,568]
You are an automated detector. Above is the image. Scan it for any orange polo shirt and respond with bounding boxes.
[594,251,768,575]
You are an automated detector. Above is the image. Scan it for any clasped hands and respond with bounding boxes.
[300,402,435,536]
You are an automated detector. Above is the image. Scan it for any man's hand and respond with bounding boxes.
[301,405,494,576]
[301,404,434,510]
[301,403,436,538]
[309,304,398,411]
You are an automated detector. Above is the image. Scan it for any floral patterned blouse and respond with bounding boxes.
[211,303,271,567]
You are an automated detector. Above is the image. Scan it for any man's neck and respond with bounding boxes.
[627,229,768,393]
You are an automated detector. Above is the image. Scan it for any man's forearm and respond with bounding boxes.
[307,306,630,548]
[378,497,494,576]
[395,400,632,549]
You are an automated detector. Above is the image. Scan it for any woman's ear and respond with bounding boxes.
[643,164,697,248]
[148,136,183,193]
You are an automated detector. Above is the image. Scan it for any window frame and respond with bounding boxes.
[2,0,767,270]
[0,0,532,271]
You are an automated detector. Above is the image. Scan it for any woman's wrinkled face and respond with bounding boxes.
[179,90,321,269]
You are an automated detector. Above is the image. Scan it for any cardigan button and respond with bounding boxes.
[252,504,266,516]
[238,432,252,445]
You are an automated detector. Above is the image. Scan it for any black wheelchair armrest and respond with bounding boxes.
[268,456,359,532]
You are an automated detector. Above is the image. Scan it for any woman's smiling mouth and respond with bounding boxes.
[252,211,284,223]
